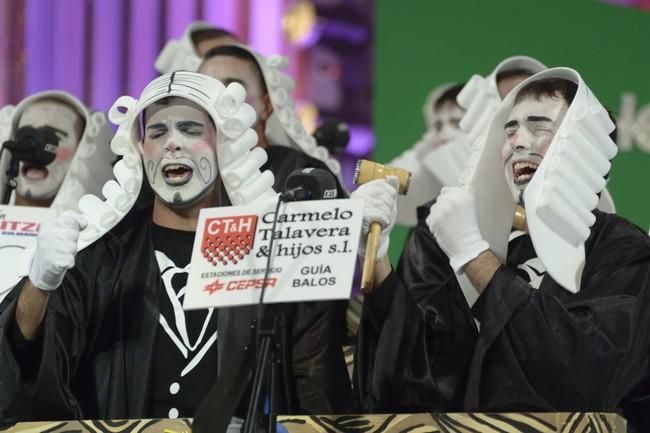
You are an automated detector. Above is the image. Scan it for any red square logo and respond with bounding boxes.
[202,215,258,266]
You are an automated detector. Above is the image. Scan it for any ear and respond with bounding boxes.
[137,140,145,155]
[260,93,273,122]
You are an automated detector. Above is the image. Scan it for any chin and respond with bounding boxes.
[156,185,215,210]
[16,184,59,201]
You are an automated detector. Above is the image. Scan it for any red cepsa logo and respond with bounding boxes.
[202,215,257,266]
[203,277,277,295]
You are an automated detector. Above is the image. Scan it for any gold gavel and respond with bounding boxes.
[353,160,411,293]
[513,205,528,232]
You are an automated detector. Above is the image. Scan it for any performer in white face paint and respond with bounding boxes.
[0,92,114,304]
[141,98,220,207]
[353,68,650,432]
[351,57,545,412]
[0,72,353,423]
[501,93,569,202]
[384,58,545,318]
[0,92,113,210]
[14,101,82,204]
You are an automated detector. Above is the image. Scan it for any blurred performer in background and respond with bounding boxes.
[0,91,113,211]
[199,44,347,196]
[155,21,239,75]
[353,67,650,432]
[0,72,352,424]
[390,83,467,227]
[0,91,113,302]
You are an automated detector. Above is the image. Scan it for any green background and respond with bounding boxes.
[373,0,650,261]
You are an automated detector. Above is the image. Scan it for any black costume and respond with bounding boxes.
[0,146,352,424]
[356,206,650,432]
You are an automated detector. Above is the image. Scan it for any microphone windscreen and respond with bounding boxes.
[12,126,60,166]
[312,119,350,154]
[283,167,338,200]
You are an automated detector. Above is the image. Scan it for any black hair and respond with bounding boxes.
[191,27,238,46]
[200,45,267,93]
[514,78,577,105]
[434,83,466,111]
[515,78,617,144]
[496,68,535,84]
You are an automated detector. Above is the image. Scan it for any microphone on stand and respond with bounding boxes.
[280,167,338,202]
[3,126,60,166]
[312,119,350,155]
[2,126,60,204]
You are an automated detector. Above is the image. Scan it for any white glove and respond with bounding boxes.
[426,186,489,273]
[28,210,87,291]
[350,177,399,259]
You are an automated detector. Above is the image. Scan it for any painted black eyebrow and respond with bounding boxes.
[176,120,204,129]
[527,115,552,123]
[146,123,167,131]
[50,127,68,137]
[504,120,518,130]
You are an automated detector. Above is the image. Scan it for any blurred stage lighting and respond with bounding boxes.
[282,0,318,46]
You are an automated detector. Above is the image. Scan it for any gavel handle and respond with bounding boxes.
[361,221,382,293]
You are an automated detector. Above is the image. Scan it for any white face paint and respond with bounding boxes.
[16,100,82,200]
[142,98,218,207]
[501,95,569,201]
[430,100,465,149]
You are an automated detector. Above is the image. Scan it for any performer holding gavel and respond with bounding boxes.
[352,160,411,292]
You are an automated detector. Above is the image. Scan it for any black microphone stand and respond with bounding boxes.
[242,195,285,433]
[2,142,19,205]
[243,312,280,433]
[243,173,337,432]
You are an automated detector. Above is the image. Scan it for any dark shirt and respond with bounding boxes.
[149,224,218,419]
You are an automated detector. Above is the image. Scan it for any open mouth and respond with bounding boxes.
[512,160,539,185]
[162,163,193,186]
[22,165,49,180]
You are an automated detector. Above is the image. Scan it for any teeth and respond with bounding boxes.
[513,161,539,172]
[163,164,190,172]
[512,160,540,185]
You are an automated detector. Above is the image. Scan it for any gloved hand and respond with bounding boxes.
[350,177,399,260]
[28,210,87,291]
[426,186,489,273]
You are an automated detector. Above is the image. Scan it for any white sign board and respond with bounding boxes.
[184,198,363,309]
[0,205,56,302]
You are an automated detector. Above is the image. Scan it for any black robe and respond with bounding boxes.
[356,206,650,432]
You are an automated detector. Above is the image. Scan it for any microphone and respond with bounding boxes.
[280,167,338,202]
[312,119,349,154]
[2,126,60,166]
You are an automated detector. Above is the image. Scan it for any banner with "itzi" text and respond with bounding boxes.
[0,205,56,303]
[183,198,363,309]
